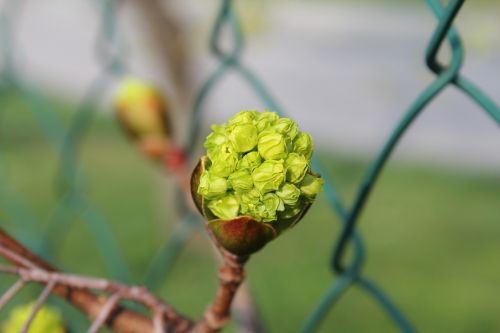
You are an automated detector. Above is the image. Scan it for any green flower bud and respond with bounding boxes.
[204,125,228,159]
[293,132,313,159]
[114,78,169,138]
[250,193,284,222]
[258,131,288,160]
[238,187,262,215]
[210,143,239,177]
[255,111,279,132]
[114,78,172,162]
[3,303,65,333]
[198,170,227,199]
[237,151,262,171]
[192,110,323,256]
[263,192,285,214]
[276,183,301,206]
[252,160,285,194]
[229,123,259,152]
[285,153,309,184]
[273,118,299,140]
[300,173,324,198]
[207,194,240,220]
[278,202,303,220]
[228,169,254,192]
[228,110,258,125]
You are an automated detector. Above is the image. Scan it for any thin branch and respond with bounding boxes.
[193,252,249,333]
[0,279,25,310]
[0,228,192,333]
[0,263,193,332]
[20,279,56,333]
[0,244,38,269]
[88,292,122,333]
[153,311,166,333]
[0,230,250,333]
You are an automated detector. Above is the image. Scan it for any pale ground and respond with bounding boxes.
[7,0,500,171]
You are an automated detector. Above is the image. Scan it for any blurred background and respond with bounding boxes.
[0,0,499,332]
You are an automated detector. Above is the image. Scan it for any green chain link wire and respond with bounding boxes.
[0,2,209,329]
[186,0,412,331]
[0,0,203,300]
[0,0,44,246]
[39,0,135,284]
[143,212,200,290]
[187,0,500,332]
[310,0,499,331]
[1,0,498,331]
[186,0,409,331]
[0,0,134,284]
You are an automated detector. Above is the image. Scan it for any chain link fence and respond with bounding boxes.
[0,0,499,332]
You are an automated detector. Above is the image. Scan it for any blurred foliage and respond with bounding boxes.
[0,94,499,332]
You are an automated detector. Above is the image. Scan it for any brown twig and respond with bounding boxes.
[0,225,251,333]
[192,252,249,333]
[153,311,167,333]
[0,279,25,310]
[88,293,122,333]
[0,228,192,333]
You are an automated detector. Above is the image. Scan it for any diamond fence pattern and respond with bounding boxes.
[0,0,498,332]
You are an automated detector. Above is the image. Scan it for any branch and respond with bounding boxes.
[193,252,248,333]
[0,226,251,333]
[0,228,192,333]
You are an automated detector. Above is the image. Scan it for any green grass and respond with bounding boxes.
[0,93,499,332]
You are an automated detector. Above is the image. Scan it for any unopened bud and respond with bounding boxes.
[285,153,309,183]
[191,110,323,255]
[300,173,325,198]
[114,78,172,162]
[257,131,288,161]
[251,160,285,194]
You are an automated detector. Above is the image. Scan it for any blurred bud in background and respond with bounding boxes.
[3,303,65,333]
[114,77,172,162]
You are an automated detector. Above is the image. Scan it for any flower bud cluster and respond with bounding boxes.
[198,110,323,223]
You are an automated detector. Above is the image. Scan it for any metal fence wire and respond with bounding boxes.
[0,0,499,332]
